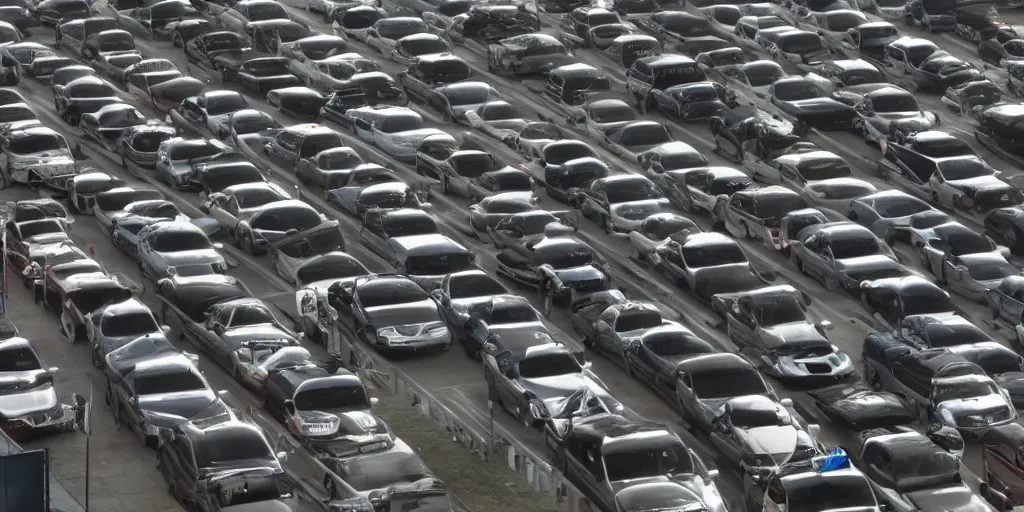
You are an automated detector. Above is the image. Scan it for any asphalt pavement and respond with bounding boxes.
[9,2,1024,511]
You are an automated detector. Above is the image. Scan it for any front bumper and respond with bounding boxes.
[2,405,75,439]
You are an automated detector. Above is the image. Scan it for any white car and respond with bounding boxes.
[801,178,878,216]
[204,182,292,233]
[345,106,449,162]
[364,17,429,54]
[218,0,291,34]
[464,100,528,142]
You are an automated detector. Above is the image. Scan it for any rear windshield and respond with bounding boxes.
[0,348,40,372]
[134,370,206,395]
[448,274,506,299]
[358,280,427,307]
[294,383,369,410]
[9,133,66,154]
[206,94,247,115]
[299,133,344,158]
[102,311,158,338]
[681,242,745,268]
[517,352,580,378]
[168,141,223,160]
[151,230,211,252]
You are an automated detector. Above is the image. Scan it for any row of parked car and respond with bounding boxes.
[9,0,1024,509]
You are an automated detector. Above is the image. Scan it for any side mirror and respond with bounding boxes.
[48,366,59,373]
[483,342,498,355]
[807,423,821,439]
[276,450,288,463]
[160,325,171,334]
[370,397,379,406]
[217,389,228,396]
[780,398,793,407]
[284,399,296,415]
[212,242,224,250]
[818,320,834,331]
[707,469,720,480]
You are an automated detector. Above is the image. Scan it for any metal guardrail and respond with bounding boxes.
[0,429,84,512]
[324,322,597,512]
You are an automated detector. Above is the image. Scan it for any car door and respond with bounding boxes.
[626,342,657,385]
[593,307,617,353]
[674,372,706,427]
[799,234,829,283]
[753,160,784,186]
[359,210,392,260]
[579,181,609,222]
[210,194,241,231]
[708,413,743,464]
[62,24,85,55]
[726,298,757,346]
[1001,291,1024,325]
[721,195,748,238]
[120,374,146,440]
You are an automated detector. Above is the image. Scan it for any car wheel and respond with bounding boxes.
[623,354,634,376]
[794,255,804,274]
[865,362,881,390]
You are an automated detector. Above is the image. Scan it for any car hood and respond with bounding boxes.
[521,373,591,403]
[844,83,892,96]
[0,386,57,418]
[785,98,850,113]
[611,480,705,508]
[759,321,827,346]
[161,248,222,264]
[937,393,1011,415]
[137,389,219,418]
[906,486,992,512]
[24,233,69,245]
[392,128,448,142]
[742,425,800,457]
[553,265,604,283]
[834,254,898,271]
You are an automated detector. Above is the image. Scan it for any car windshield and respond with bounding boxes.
[236,188,284,208]
[753,194,807,220]
[618,124,671,147]
[71,83,115,98]
[102,311,158,337]
[0,105,35,123]
[358,280,428,307]
[944,231,993,255]
[872,195,931,217]
[151,230,211,252]
[604,438,694,482]
[691,368,766,398]
[788,475,877,512]
[660,151,707,170]
[377,115,422,133]
[643,332,707,357]
[773,81,822,101]
[808,181,873,199]
[606,180,661,203]
[448,274,506,299]
[681,242,746,268]
[295,383,369,410]
[299,133,343,158]
[779,32,824,54]
[490,304,537,324]
[545,143,596,165]
[890,446,960,492]
[933,379,997,402]
[296,257,366,286]
[535,244,595,269]
[824,12,865,31]
[872,93,918,112]
[923,322,991,348]
[194,429,274,468]
[319,151,362,170]
[797,158,851,181]
[518,352,580,378]
[251,206,321,231]
[8,133,66,154]
[443,85,491,106]
[830,235,879,259]
[969,261,1017,281]
[403,37,448,56]
[590,104,635,124]
[901,285,955,316]
[406,253,473,275]
[341,449,432,492]
[386,215,437,237]
[729,407,783,428]
[451,153,498,178]
[0,347,41,372]
[843,68,884,86]
[134,370,206,395]
[246,2,287,20]
[18,220,63,238]
[167,141,222,161]
[615,310,661,332]
[745,63,783,87]
[915,137,972,158]
[905,44,938,66]
[937,158,994,180]
[753,295,805,327]
[377,19,426,39]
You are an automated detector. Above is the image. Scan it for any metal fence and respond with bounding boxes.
[0,429,84,512]
[325,323,597,512]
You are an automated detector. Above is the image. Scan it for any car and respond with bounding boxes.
[941,79,1005,117]
[56,17,119,55]
[33,0,90,26]
[463,101,528,144]
[570,175,673,234]
[145,76,206,117]
[924,342,1024,409]
[292,53,378,94]
[671,353,777,431]
[294,147,366,189]
[79,103,147,153]
[495,234,610,315]
[485,209,578,248]
[636,11,732,55]
[708,395,822,477]
[171,90,253,139]
[327,180,427,219]
[624,213,700,251]
[231,56,304,94]
[860,276,959,333]
[80,28,135,60]
[427,268,510,336]
[110,199,189,231]
[424,81,500,123]
[484,329,620,426]
[342,275,452,354]
[155,421,290,511]
[111,124,174,182]
[981,423,1024,507]
[232,200,327,256]
[767,76,858,132]
[985,205,1024,256]
[105,351,226,448]
[332,5,387,41]
[262,361,389,455]
[750,149,853,192]
[364,17,428,54]
[183,31,249,76]
[790,222,902,292]
[109,0,200,41]
[713,186,808,250]
[358,208,438,262]
[849,190,937,244]
[344,106,449,162]
[49,65,96,91]
[392,33,451,66]
[486,33,574,76]
[908,52,985,95]
[710,105,804,167]
[438,153,533,202]
[747,460,882,512]
[598,120,674,162]
[715,285,854,382]
[575,292,716,375]
[218,0,291,35]
[111,215,169,260]
[195,159,265,197]
[855,432,993,511]
[0,337,74,440]
[53,75,123,126]
[853,87,939,142]
[723,60,786,100]
[805,59,889,107]
[904,0,956,32]
[308,163,397,200]
[55,272,135,345]
[640,230,769,304]
[226,109,282,157]
[136,221,227,280]
[66,172,125,215]
[507,122,565,160]
[0,127,77,190]
[155,137,233,190]
[92,187,164,230]
[290,250,373,340]
[263,123,345,167]
[0,102,40,132]
[398,53,473,106]
[278,34,349,78]
[452,4,540,43]
[568,99,638,139]
[546,412,726,512]
[265,86,327,119]
[320,436,451,507]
